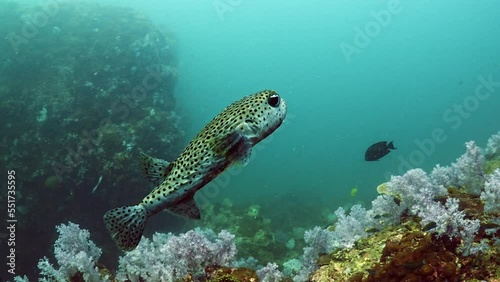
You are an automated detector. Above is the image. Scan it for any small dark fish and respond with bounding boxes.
[367,269,377,275]
[422,221,437,232]
[481,222,500,229]
[373,213,391,219]
[365,227,380,233]
[402,259,426,270]
[393,197,401,206]
[365,141,396,161]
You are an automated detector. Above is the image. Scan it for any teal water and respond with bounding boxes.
[2,0,500,277]
[111,0,500,210]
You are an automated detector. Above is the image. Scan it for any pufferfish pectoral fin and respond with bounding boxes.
[166,196,201,219]
[213,131,253,166]
[140,152,173,186]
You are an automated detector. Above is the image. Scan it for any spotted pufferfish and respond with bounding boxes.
[103,90,287,251]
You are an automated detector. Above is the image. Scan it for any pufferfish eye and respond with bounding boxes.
[267,94,280,108]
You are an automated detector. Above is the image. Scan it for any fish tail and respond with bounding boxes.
[103,204,149,251]
[388,141,396,149]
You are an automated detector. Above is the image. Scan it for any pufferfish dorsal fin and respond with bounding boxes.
[139,152,173,185]
[166,196,201,219]
[213,130,253,166]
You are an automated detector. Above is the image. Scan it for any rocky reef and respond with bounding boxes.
[310,193,500,281]
[0,1,183,275]
[309,148,500,282]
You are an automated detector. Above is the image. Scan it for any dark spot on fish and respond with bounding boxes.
[365,141,396,161]
[422,221,437,232]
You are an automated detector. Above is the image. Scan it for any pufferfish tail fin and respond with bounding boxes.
[103,204,149,251]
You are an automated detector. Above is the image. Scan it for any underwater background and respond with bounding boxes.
[1,0,499,281]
